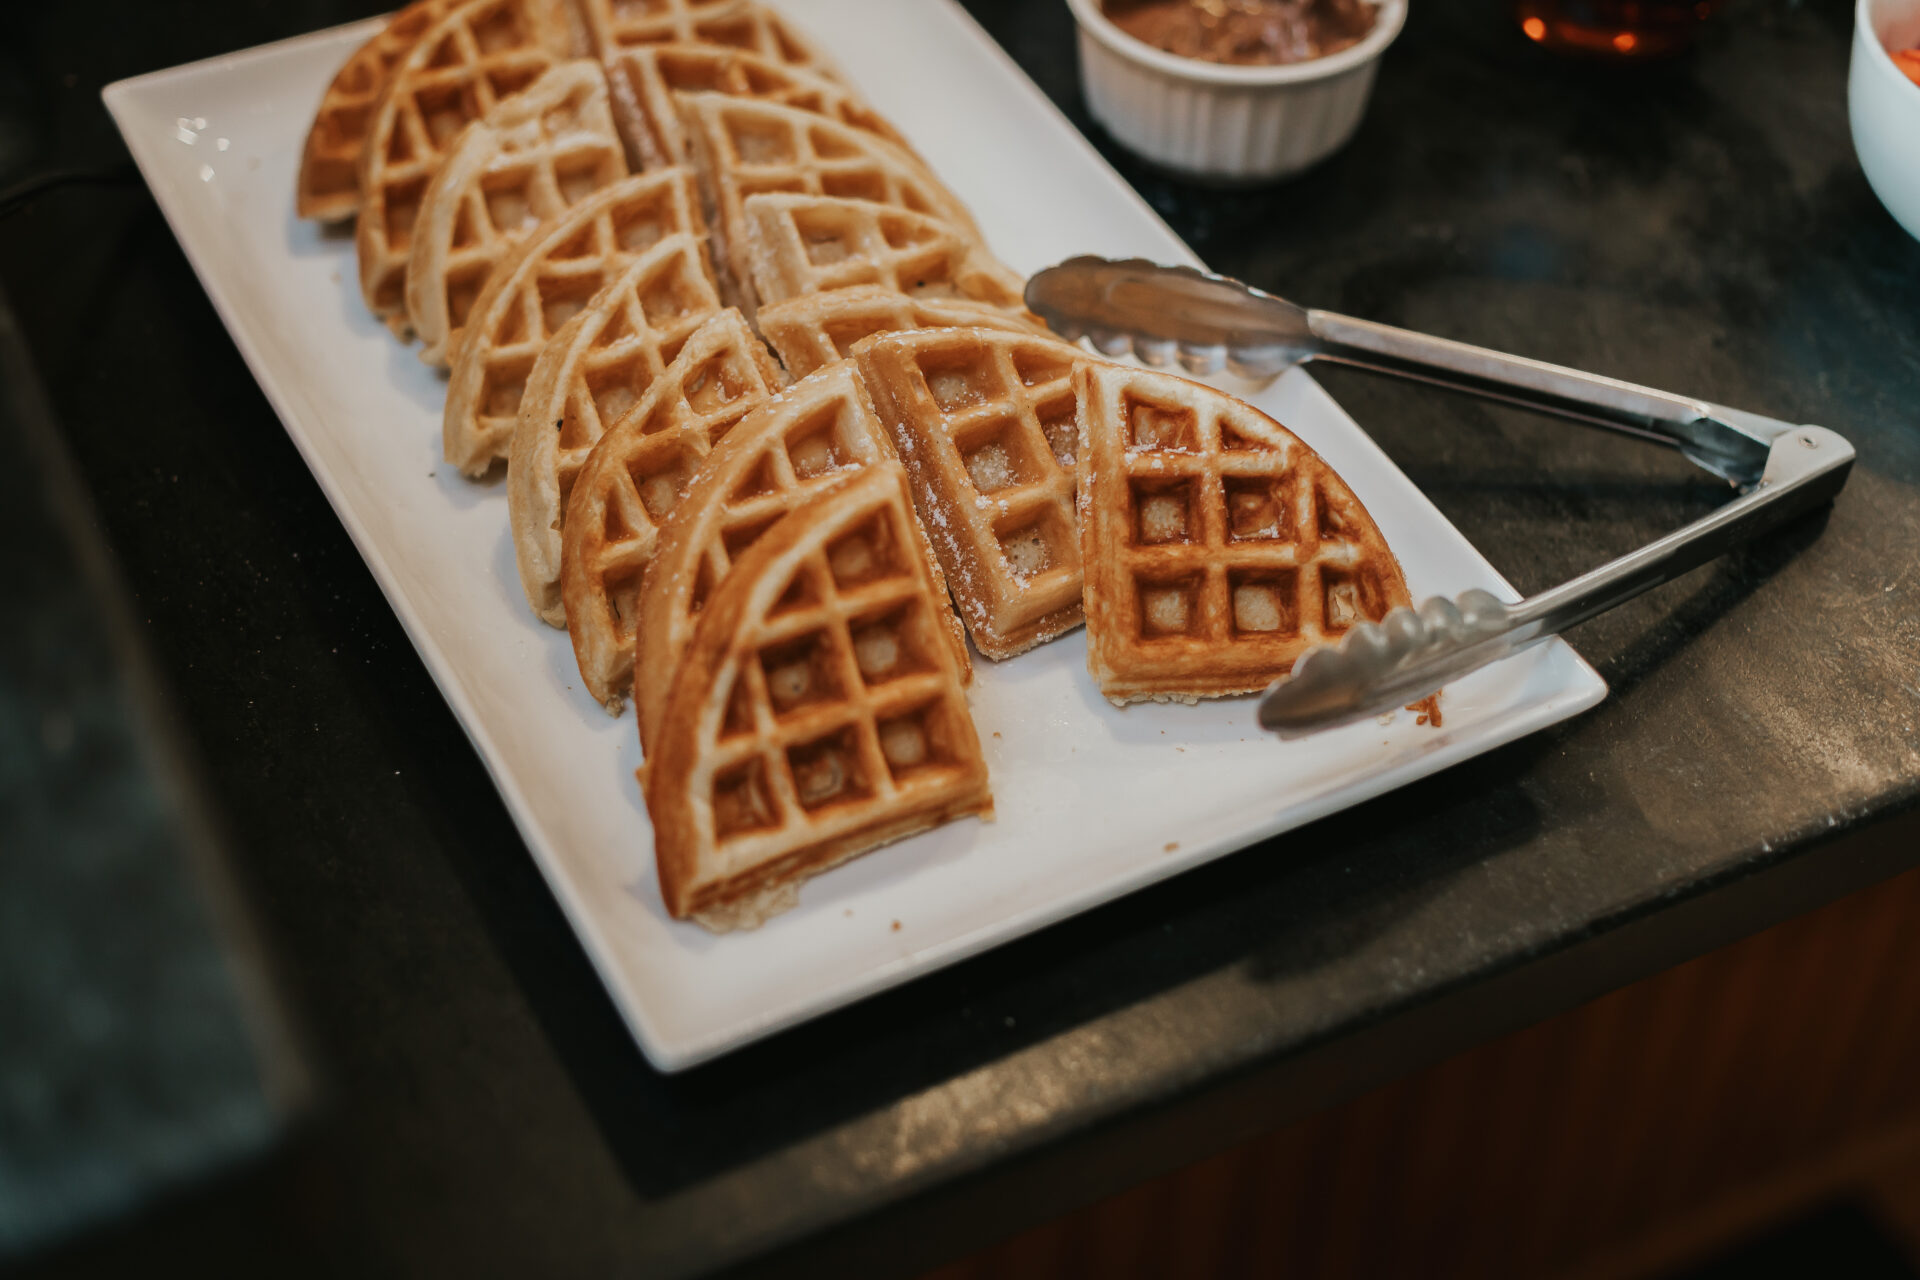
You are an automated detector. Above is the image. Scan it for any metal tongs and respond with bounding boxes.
[1024,257,1856,738]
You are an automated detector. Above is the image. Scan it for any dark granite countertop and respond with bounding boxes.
[3,0,1918,1275]
[0,285,304,1262]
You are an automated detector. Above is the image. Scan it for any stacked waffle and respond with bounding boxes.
[300,0,1414,931]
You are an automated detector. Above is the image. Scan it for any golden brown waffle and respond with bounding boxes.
[442,168,706,474]
[508,238,728,624]
[298,0,458,223]
[630,360,969,751]
[645,462,992,931]
[1074,361,1411,705]
[676,93,982,316]
[404,61,628,367]
[606,44,899,172]
[560,310,786,711]
[740,193,1026,315]
[354,0,588,334]
[855,327,1091,660]
[757,285,1050,380]
[577,0,841,79]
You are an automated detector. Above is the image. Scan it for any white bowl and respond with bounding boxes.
[1851,0,1920,240]
[1067,0,1407,183]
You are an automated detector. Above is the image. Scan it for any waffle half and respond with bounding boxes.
[855,327,1092,660]
[1074,361,1411,705]
[298,0,457,223]
[606,44,898,172]
[757,285,1049,380]
[404,60,629,367]
[443,168,706,474]
[629,360,969,751]
[353,0,587,334]
[577,0,841,79]
[740,193,1026,316]
[676,94,980,315]
[561,309,786,710]
[508,233,727,623]
[645,462,992,931]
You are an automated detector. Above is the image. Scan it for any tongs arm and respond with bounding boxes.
[1304,311,1777,485]
[1024,256,1785,485]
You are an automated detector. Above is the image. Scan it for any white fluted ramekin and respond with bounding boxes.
[1850,0,1920,241]
[1068,0,1406,182]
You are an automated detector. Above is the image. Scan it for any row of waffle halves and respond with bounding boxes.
[293,0,1038,929]
[293,0,1411,929]
[545,311,1412,927]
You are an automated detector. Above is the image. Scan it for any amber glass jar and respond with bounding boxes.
[1515,0,1727,58]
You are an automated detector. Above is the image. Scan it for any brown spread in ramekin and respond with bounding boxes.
[1104,0,1378,66]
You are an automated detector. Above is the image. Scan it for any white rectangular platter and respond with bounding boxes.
[105,0,1607,1071]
